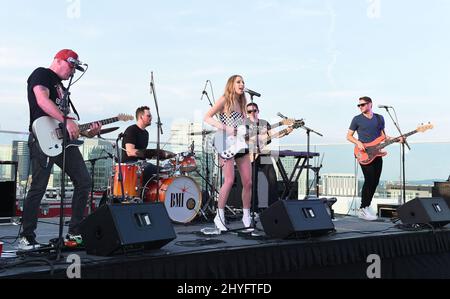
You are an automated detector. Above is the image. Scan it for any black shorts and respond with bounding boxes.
[234,148,249,160]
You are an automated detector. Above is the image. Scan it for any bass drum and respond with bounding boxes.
[143,176,202,223]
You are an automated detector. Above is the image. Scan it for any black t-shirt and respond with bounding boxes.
[27,67,66,131]
[121,124,149,163]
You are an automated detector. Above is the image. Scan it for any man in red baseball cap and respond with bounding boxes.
[19,49,101,250]
[54,49,85,72]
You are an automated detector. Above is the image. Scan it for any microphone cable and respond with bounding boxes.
[71,64,89,86]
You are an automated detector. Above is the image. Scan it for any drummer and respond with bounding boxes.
[121,106,159,184]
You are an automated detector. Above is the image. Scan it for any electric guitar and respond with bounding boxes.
[32,113,134,156]
[249,121,305,162]
[213,118,304,160]
[354,123,433,165]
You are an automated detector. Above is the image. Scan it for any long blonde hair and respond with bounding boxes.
[223,75,247,115]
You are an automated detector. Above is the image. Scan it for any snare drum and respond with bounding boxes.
[179,155,197,172]
[171,152,197,173]
[143,176,202,223]
[112,164,143,198]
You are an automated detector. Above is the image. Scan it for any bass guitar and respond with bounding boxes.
[354,123,433,165]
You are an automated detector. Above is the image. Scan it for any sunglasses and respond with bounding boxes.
[357,102,369,108]
[247,109,258,113]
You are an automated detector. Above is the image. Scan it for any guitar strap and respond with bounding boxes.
[68,98,80,121]
[375,113,384,134]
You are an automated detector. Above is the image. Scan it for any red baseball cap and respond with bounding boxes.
[54,49,84,71]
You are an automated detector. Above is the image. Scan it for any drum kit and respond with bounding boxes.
[108,148,203,224]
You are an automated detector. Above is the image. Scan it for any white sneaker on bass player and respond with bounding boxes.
[358,207,377,221]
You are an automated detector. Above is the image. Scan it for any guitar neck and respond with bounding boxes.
[267,128,290,143]
[78,117,119,132]
[379,130,417,149]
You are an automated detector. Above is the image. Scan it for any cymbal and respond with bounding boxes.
[98,126,119,135]
[136,149,176,160]
[189,130,215,136]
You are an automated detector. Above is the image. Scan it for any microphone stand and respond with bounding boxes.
[85,154,111,214]
[56,72,74,261]
[249,94,261,230]
[299,124,323,199]
[150,72,163,202]
[381,107,410,204]
[116,134,126,202]
[201,90,215,217]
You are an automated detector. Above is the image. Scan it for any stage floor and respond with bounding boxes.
[1,213,450,279]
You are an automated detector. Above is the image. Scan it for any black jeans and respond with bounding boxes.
[21,135,91,238]
[360,157,383,208]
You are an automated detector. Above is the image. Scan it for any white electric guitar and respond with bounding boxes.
[213,119,303,159]
[32,113,134,156]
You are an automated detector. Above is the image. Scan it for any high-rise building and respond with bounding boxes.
[169,122,203,154]
[322,173,357,197]
[0,144,13,180]
[52,138,114,190]
[80,138,114,190]
[12,140,30,182]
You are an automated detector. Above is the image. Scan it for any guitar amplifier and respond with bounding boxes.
[228,164,279,209]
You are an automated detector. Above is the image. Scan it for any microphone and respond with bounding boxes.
[67,57,86,72]
[244,88,261,97]
[200,80,209,100]
[378,105,392,109]
[117,132,126,139]
[277,112,288,119]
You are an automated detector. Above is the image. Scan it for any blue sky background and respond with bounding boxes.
[1,0,449,180]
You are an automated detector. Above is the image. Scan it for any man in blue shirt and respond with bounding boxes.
[347,97,403,221]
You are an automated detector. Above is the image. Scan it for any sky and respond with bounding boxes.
[1,0,449,180]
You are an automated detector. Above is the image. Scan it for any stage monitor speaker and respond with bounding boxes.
[0,181,16,217]
[260,199,335,239]
[397,197,450,228]
[80,203,176,256]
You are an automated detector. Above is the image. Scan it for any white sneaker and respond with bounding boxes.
[18,236,42,251]
[214,214,228,231]
[242,214,252,228]
[358,207,377,221]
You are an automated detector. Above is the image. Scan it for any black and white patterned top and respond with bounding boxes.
[219,111,244,128]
